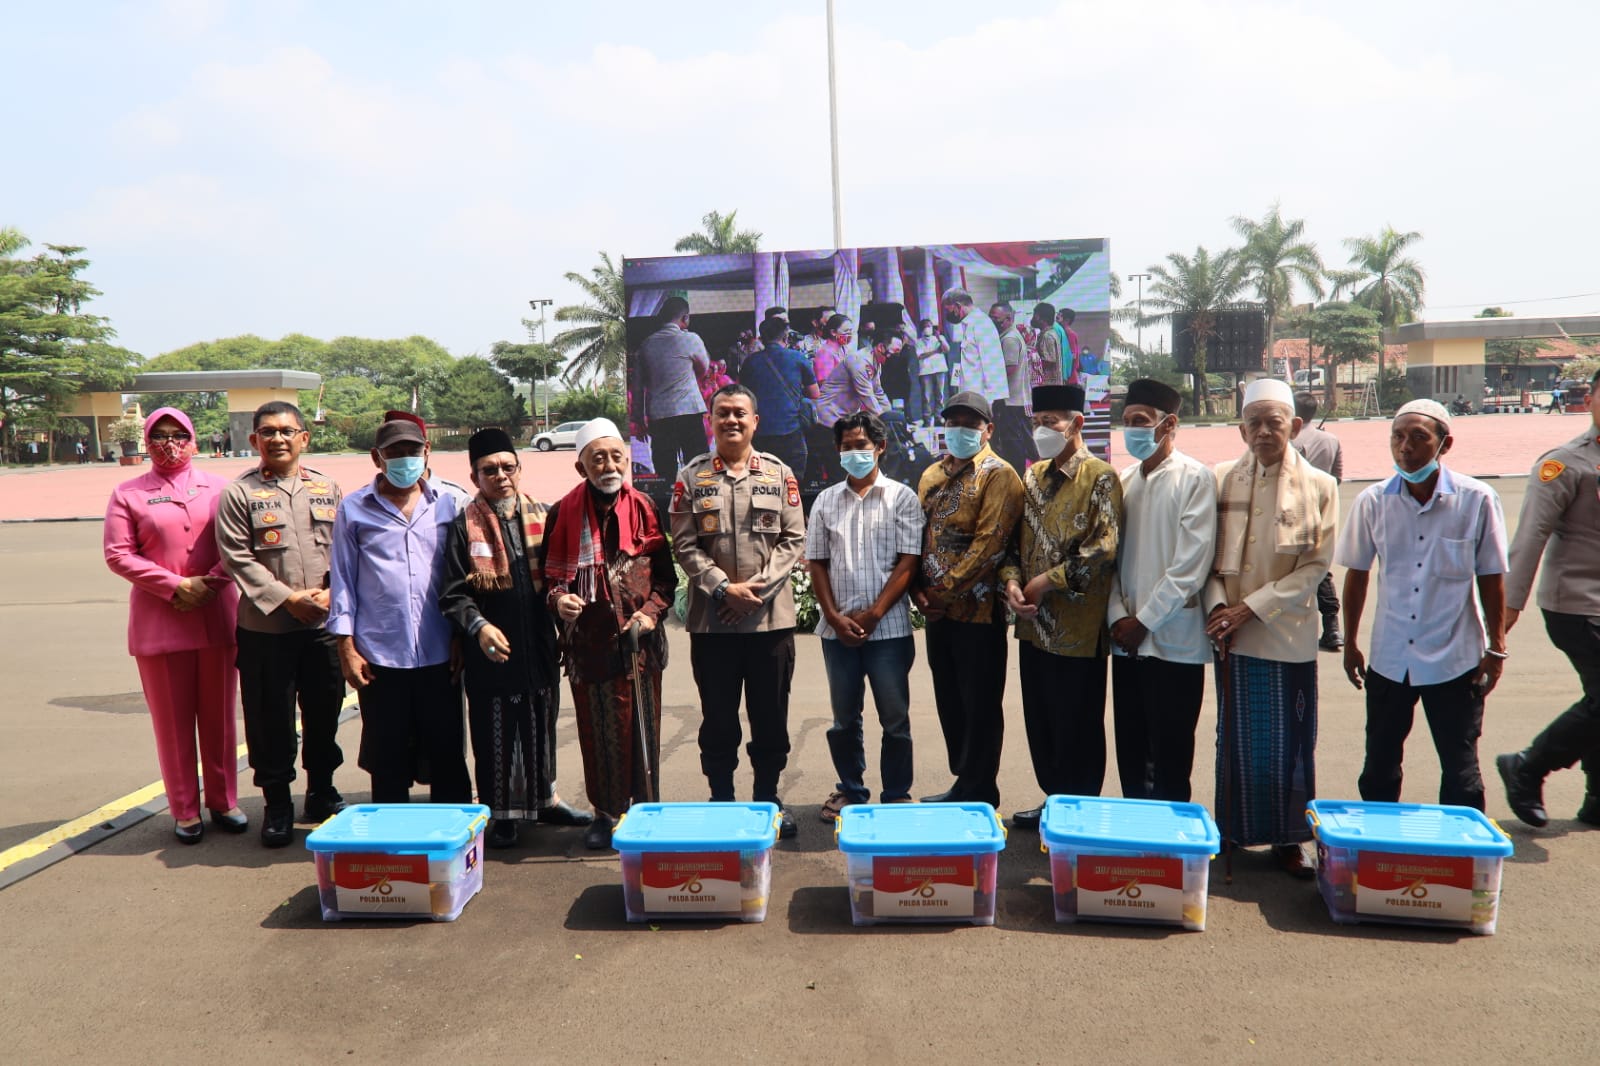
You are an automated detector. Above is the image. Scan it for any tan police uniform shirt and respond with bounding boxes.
[669,450,805,633]
[1506,427,1600,616]
[216,465,342,634]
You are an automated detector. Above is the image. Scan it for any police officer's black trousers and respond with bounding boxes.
[691,630,795,802]
[925,617,1007,807]
[236,627,345,803]
[1525,611,1600,791]
[1358,667,1486,810]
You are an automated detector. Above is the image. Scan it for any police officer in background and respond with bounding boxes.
[671,383,807,838]
[216,401,346,847]
[1497,369,1600,828]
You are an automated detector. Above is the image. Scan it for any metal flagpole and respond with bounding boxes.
[826,0,844,249]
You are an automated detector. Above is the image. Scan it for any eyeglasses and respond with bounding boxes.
[148,433,192,443]
[477,463,520,476]
[255,427,304,440]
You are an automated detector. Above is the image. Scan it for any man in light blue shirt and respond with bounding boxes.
[1335,399,1509,811]
[327,416,466,803]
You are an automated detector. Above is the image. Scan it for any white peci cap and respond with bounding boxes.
[1242,378,1295,411]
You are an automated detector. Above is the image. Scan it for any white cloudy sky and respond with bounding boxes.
[5,0,1598,360]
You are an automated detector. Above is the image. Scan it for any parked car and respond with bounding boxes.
[1292,368,1326,388]
[531,420,591,451]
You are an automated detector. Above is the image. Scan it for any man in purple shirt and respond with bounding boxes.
[327,417,468,803]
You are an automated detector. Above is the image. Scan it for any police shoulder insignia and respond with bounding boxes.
[672,480,687,507]
[786,476,800,507]
[1539,459,1565,482]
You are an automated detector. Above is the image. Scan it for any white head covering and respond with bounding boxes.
[1241,378,1295,412]
[574,417,624,457]
[1395,398,1451,433]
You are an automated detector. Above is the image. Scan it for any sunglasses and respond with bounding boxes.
[148,433,192,444]
[477,462,519,476]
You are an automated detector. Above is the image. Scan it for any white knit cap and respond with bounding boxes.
[1242,377,1295,411]
[574,417,624,456]
[1395,398,1451,432]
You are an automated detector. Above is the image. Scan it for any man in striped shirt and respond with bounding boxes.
[807,411,926,821]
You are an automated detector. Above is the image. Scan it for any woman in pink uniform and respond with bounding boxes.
[104,407,244,844]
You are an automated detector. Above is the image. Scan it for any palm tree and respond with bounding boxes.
[673,210,762,255]
[1231,204,1324,377]
[551,251,627,388]
[1139,246,1247,416]
[1339,227,1426,413]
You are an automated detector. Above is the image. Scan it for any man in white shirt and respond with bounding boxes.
[1107,379,1218,802]
[637,296,712,480]
[1338,400,1508,811]
[941,287,1007,410]
[988,300,1039,475]
[807,411,925,820]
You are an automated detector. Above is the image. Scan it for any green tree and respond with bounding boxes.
[1138,246,1247,416]
[554,384,626,424]
[1311,302,1382,405]
[490,338,563,425]
[1231,203,1324,373]
[552,252,628,388]
[431,357,522,430]
[1338,227,1426,414]
[673,209,762,255]
[0,231,140,462]
[1475,307,1552,376]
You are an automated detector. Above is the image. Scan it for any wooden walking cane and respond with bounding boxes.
[625,620,657,803]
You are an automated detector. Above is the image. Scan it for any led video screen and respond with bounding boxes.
[623,238,1111,500]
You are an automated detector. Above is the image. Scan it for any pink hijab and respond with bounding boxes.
[143,406,197,474]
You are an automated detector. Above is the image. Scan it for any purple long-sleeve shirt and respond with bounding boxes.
[326,477,457,668]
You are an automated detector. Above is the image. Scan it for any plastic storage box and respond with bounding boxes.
[1039,795,1220,931]
[612,802,780,923]
[305,804,489,922]
[1306,800,1513,935]
[835,803,1005,926]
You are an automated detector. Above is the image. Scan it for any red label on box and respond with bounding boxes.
[1075,855,1183,893]
[1355,850,1474,922]
[872,855,975,894]
[639,851,740,890]
[331,852,429,891]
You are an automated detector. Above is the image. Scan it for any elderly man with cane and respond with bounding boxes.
[544,419,677,851]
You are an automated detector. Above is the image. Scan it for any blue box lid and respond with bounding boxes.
[1040,795,1220,855]
[1307,800,1513,857]
[611,802,780,853]
[835,803,1005,855]
[305,804,490,854]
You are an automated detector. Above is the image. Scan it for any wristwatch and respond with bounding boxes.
[712,579,729,602]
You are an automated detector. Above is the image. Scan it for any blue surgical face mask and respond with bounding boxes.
[839,449,878,479]
[1395,436,1444,484]
[944,426,984,460]
[383,455,426,488]
[1123,418,1169,462]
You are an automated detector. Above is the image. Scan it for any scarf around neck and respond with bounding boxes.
[1213,443,1319,576]
[542,480,665,602]
[464,492,546,592]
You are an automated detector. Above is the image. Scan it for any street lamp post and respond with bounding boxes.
[529,298,553,431]
[826,0,843,248]
[1128,273,1151,353]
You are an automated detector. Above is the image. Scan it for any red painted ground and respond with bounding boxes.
[1,411,1590,521]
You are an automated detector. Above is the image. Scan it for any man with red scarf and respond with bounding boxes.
[543,419,677,850]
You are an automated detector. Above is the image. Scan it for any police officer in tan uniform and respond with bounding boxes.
[216,401,347,847]
[1497,369,1600,828]
[671,383,806,838]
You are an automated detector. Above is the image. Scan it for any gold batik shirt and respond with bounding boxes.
[916,444,1024,624]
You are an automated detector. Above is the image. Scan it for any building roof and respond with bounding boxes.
[1383,315,1600,345]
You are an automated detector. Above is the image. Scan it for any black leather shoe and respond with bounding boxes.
[486,818,519,849]
[776,806,797,840]
[1496,752,1549,828]
[1011,806,1043,831]
[920,788,955,804]
[583,813,614,851]
[174,820,204,845]
[1273,844,1316,880]
[538,801,595,827]
[303,790,347,824]
[261,806,294,848]
[1577,795,1600,827]
[1319,616,1344,651]
[208,809,249,833]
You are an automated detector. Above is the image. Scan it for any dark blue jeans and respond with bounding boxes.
[821,635,916,802]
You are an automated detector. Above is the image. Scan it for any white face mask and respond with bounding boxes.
[1032,425,1067,459]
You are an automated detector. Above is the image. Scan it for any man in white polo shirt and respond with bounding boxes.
[1336,399,1509,810]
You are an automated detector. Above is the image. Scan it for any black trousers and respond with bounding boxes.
[1525,610,1600,791]
[1112,655,1206,802]
[925,617,1007,807]
[690,630,795,802]
[1359,667,1486,810]
[1019,641,1107,799]
[1317,571,1339,620]
[990,400,1038,476]
[649,413,708,481]
[356,662,471,804]
[236,627,346,801]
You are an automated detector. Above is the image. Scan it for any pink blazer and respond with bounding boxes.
[104,466,239,657]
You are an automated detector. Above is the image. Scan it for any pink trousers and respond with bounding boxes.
[135,647,239,821]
